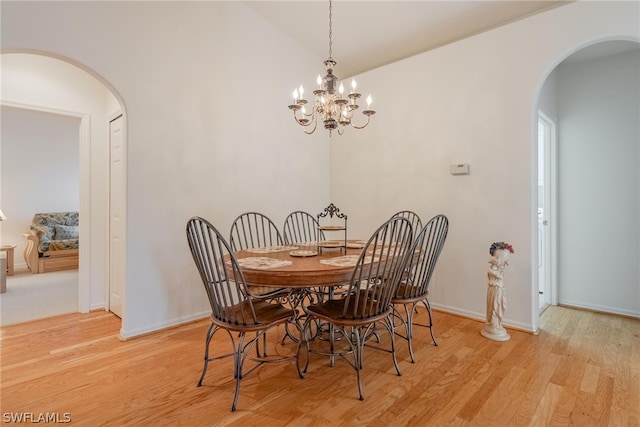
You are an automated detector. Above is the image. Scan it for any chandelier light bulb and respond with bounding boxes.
[299,85,304,98]
[339,82,344,95]
[317,75,322,87]
[351,78,357,92]
[367,95,372,108]
[293,88,299,101]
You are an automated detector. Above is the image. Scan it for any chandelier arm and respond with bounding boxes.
[293,110,316,127]
[309,112,318,126]
[350,115,372,130]
[304,120,318,135]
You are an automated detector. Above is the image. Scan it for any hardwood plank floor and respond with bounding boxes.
[1,306,638,426]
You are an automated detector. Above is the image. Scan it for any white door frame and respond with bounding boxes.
[538,109,558,308]
[107,113,126,317]
[0,100,91,312]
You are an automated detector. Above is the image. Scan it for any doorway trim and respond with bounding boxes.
[0,99,91,312]
[106,112,126,318]
[537,108,558,309]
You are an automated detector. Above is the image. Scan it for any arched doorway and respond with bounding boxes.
[534,39,640,320]
[0,52,127,322]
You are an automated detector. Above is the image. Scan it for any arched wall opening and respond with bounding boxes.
[532,38,640,326]
[0,52,127,323]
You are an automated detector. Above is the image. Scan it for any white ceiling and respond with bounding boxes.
[244,0,571,78]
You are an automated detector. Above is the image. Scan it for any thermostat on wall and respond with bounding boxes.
[450,163,470,175]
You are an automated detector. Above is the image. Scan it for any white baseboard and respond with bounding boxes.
[119,310,210,340]
[558,299,640,319]
[430,302,536,333]
[90,302,105,311]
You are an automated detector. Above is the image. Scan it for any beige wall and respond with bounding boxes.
[1,2,330,337]
[330,1,640,330]
[2,1,637,336]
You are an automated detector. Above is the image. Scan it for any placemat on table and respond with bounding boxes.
[246,245,298,254]
[234,257,293,269]
[319,255,361,267]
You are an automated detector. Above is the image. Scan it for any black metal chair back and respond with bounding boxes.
[343,216,415,320]
[283,210,325,244]
[391,210,423,234]
[187,216,256,326]
[229,212,283,251]
[395,214,448,300]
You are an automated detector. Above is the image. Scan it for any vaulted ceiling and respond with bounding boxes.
[244,1,571,78]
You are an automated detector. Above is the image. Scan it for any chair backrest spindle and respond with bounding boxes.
[391,210,423,233]
[229,212,283,251]
[342,217,414,319]
[397,214,449,299]
[187,217,258,326]
[283,210,325,244]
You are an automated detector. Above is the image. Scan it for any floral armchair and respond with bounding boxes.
[23,212,79,274]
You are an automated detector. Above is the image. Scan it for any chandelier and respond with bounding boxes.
[287,0,375,136]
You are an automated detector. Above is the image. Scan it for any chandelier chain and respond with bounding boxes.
[328,0,333,59]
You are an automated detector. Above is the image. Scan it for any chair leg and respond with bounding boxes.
[386,316,402,377]
[419,299,438,346]
[353,326,365,401]
[198,323,216,386]
[411,298,438,347]
[231,332,247,412]
[296,317,313,378]
[261,331,268,357]
[329,323,336,367]
[281,318,299,345]
[404,303,417,363]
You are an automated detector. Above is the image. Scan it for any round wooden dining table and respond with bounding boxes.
[232,243,367,289]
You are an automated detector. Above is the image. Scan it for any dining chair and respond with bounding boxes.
[229,211,284,251]
[391,210,423,233]
[283,210,326,244]
[229,211,292,352]
[228,211,290,294]
[297,216,414,401]
[186,216,297,412]
[391,214,448,363]
[229,211,291,354]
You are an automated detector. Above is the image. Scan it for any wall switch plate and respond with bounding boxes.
[450,163,470,175]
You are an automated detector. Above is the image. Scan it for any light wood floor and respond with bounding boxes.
[1,306,638,426]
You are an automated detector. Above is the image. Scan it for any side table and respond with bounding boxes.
[1,244,17,276]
